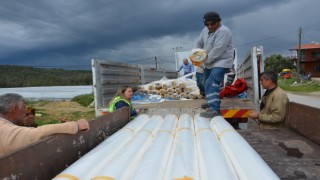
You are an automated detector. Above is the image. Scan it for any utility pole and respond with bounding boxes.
[297,27,302,75]
[173,47,182,71]
[155,56,157,69]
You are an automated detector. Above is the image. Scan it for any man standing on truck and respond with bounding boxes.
[248,72,289,129]
[0,93,90,156]
[194,11,234,118]
[177,58,194,79]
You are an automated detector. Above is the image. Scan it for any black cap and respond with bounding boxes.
[203,12,221,23]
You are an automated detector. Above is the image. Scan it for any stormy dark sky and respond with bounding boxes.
[0,0,319,70]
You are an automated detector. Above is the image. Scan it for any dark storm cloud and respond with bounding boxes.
[0,0,319,69]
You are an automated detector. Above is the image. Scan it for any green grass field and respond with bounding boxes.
[278,77,320,92]
[25,95,95,126]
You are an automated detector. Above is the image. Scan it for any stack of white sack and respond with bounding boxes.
[136,77,203,100]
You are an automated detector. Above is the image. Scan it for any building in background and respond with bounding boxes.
[290,43,320,77]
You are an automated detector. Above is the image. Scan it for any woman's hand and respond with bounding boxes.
[135,108,141,114]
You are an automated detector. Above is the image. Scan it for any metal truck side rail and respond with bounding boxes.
[237,46,264,110]
[91,59,178,116]
[0,107,130,180]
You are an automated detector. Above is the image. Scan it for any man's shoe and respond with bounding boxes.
[201,103,209,109]
[200,110,220,118]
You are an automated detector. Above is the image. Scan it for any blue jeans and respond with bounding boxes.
[196,72,205,95]
[204,67,228,112]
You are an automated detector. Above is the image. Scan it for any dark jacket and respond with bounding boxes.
[115,101,137,117]
[109,96,137,118]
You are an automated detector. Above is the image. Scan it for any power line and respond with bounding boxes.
[126,54,175,63]
[236,22,320,58]
[303,22,320,30]
[161,59,175,63]
[157,55,175,58]
[235,31,296,48]
[126,57,155,63]
[235,22,320,48]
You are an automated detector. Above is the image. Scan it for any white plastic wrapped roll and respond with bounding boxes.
[194,114,238,180]
[53,114,150,180]
[149,94,162,102]
[164,114,199,180]
[131,114,178,180]
[210,116,279,180]
[92,115,164,180]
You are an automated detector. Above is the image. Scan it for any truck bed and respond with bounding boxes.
[134,98,253,110]
[239,129,320,179]
[135,98,254,118]
[135,100,320,179]
[1,101,319,179]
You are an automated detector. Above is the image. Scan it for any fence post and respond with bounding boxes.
[140,66,145,85]
[91,59,102,117]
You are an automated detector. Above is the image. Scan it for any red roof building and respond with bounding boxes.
[290,43,320,77]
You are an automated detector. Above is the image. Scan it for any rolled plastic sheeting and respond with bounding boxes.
[210,116,279,180]
[53,114,150,180]
[92,115,164,180]
[165,114,199,180]
[194,114,238,180]
[131,114,178,180]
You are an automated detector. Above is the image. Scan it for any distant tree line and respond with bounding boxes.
[0,65,93,88]
[264,54,294,73]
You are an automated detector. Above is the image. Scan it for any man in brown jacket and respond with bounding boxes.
[248,72,289,129]
[0,93,90,157]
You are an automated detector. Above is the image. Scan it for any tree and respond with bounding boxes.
[264,54,294,73]
[0,65,93,88]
